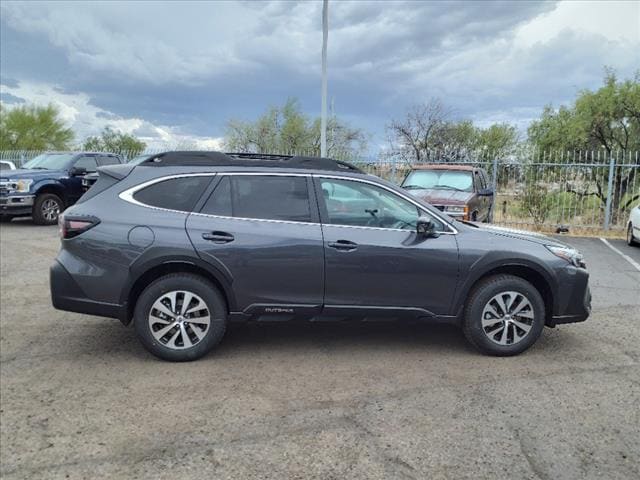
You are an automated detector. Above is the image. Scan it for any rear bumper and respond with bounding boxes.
[50,260,125,320]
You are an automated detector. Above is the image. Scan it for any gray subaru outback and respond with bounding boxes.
[50,152,591,361]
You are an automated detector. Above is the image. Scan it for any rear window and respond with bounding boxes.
[133,176,212,212]
[201,175,311,222]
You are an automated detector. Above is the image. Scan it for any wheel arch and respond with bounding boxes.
[456,262,556,325]
[123,259,235,325]
[34,181,67,205]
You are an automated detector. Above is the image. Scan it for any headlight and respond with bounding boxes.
[444,205,467,214]
[9,179,33,193]
[546,245,586,268]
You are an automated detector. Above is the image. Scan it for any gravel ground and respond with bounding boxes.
[1,219,639,480]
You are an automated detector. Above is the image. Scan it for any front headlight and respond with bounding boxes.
[445,205,467,214]
[546,245,586,268]
[7,179,33,193]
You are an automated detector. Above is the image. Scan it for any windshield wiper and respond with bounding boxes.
[434,185,466,192]
[402,185,426,190]
[26,166,48,170]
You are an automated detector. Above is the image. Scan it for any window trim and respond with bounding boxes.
[119,172,457,234]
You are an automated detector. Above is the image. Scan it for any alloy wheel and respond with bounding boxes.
[42,199,60,222]
[481,291,534,346]
[148,290,211,350]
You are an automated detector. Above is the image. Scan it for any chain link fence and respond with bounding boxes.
[2,148,638,234]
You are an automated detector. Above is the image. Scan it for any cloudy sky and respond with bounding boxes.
[1,0,638,152]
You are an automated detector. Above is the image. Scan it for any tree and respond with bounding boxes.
[224,98,367,158]
[386,99,519,163]
[83,127,146,157]
[0,103,74,150]
[528,70,640,213]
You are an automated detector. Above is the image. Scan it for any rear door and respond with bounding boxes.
[186,173,324,316]
[315,176,459,317]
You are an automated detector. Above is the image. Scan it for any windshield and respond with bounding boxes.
[23,153,75,170]
[403,170,473,192]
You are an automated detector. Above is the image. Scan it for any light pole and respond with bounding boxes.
[320,0,328,158]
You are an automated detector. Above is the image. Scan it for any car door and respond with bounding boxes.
[67,155,98,203]
[315,176,459,317]
[186,173,324,317]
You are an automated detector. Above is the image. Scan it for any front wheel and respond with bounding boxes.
[32,193,63,225]
[628,223,637,246]
[462,275,545,356]
[134,273,227,361]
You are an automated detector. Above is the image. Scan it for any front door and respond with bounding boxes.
[315,177,459,317]
[186,174,324,316]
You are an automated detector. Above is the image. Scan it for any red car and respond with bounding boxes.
[401,165,494,222]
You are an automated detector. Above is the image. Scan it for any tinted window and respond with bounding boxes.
[0,163,10,170]
[134,176,212,212]
[201,175,311,222]
[97,156,121,166]
[320,178,433,230]
[75,156,98,173]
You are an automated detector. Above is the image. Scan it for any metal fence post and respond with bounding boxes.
[391,156,397,183]
[490,156,498,222]
[603,153,616,231]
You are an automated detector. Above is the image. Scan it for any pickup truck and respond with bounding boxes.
[401,164,494,222]
[0,152,123,225]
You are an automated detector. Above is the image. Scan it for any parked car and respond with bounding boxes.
[627,204,640,246]
[401,165,494,222]
[50,151,590,361]
[0,160,17,171]
[82,154,151,192]
[0,152,123,224]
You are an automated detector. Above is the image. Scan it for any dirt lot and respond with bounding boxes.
[1,219,639,480]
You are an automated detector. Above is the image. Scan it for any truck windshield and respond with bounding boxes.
[403,170,473,192]
[22,153,75,170]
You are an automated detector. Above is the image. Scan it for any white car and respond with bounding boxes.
[628,204,640,246]
[0,160,16,171]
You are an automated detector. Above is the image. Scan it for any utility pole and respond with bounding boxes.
[320,0,328,158]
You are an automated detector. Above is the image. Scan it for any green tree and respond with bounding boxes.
[224,98,367,158]
[528,70,640,212]
[0,103,74,150]
[83,127,146,157]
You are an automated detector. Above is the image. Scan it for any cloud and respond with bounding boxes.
[0,0,638,152]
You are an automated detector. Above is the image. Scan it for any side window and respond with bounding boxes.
[319,178,435,230]
[474,171,485,191]
[74,156,98,173]
[200,175,311,222]
[97,156,120,166]
[133,176,212,212]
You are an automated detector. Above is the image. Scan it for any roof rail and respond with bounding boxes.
[141,151,364,173]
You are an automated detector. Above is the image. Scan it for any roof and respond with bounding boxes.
[141,151,364,173]
[409,164,477,171]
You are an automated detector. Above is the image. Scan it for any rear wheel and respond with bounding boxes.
[32,193,63,225]
[134,273,227,361]
[463,274,545,356]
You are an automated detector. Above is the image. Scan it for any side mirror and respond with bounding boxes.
[69,166,87,176]
[478,188,494,196]
[417,216,439,238]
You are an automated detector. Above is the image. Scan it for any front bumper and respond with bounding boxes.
[50,260,125,320]
[548,266,591,326]
[0,194,35,215]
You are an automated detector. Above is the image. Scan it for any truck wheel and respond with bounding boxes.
[33,193,63,225]
[463,274,545,356]
[134,273,227,362]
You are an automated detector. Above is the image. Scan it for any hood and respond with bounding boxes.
[470,222,570,248]
[0,168,66,181]
[407,188,473,205]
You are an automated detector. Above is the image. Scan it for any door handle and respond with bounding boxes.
[202,231,235,243]
[328,240,358,251]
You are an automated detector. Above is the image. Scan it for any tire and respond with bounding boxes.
[462,274,545,356]
[134,273,227,362]
[32,193,63,225]
[628,223,637,246]
[0,215,13,223]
